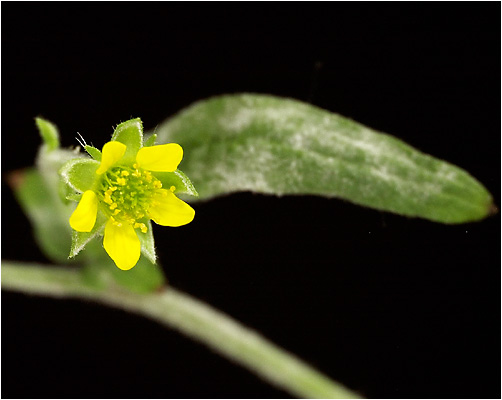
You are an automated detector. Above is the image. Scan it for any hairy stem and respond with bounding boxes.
[2,261,359,399]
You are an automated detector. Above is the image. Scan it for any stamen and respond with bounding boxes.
[134,222,148,233]
[110,216,122,227]
[99,165,164,229]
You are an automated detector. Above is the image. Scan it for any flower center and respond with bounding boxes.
[98,164,163,232]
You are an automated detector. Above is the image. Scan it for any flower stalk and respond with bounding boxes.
[2,261,359,399]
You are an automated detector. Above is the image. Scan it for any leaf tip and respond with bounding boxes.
[488,202,498,217]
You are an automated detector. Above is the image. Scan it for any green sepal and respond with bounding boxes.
[144,133,157,147]
[66,193,82,202]
[60,158,99,193]
[112,256,165,293]
[85,145,102,161]
[69,212,107,258]
[35,117,60,151]
[80,254,166,294]
[58,179,73,205]
[154,169,199,197]
[111,118,143,163]
[12,168,73,263]
[137,220,157,264]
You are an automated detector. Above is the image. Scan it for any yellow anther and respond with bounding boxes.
[134,222,148,234]
[110,203,118,210]
[153,181,162,189]
[169,185,176,192]
[143,171,153,182]
[110,216,122,227]
[110,186,117,191]
[132,170,141,178]
[121,171,130,177]
[104,194,113,204]
[133,163,139,169]
[116,177,127,186]
[113,209,121,215]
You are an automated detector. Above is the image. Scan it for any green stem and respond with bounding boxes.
[2,261,359,399]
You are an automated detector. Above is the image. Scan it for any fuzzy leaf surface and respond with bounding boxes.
[153,94,494,224]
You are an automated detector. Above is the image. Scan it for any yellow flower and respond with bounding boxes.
[69,141,195,270]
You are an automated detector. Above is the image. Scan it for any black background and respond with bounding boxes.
[2,3,500,399]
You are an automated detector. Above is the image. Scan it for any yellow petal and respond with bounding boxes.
[69,190,98,232]
[96,141,127,175]
[136,143,183,172]
[103,220,141,270]
[148,189,195,227]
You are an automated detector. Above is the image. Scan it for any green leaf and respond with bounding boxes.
[85,145,102,161]
[60,158,99,193]
[154,169,199,197]
[11,168,73,263]
[111,118,143,163]
[153,94,494,224]
[137,220,157,264]
[35,117,60,151]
